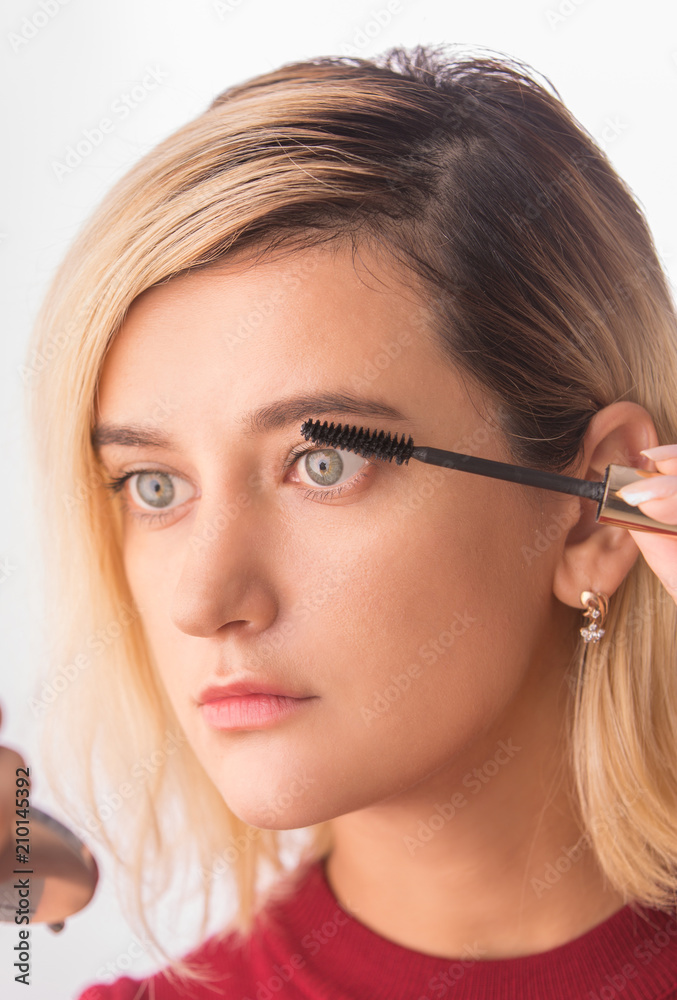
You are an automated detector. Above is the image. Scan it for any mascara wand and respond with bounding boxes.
[300,419,677,536]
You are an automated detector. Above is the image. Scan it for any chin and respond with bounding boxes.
[215,776,355,830]
[222,799,326,831]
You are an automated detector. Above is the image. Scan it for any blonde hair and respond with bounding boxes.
[25,43,677,988]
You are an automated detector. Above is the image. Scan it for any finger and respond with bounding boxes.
[625,495,677,526]
[627,530,677,602]
[640,446,677,477]
[617,474,677,512]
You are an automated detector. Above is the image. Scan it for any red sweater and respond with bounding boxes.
[77,858,677,999]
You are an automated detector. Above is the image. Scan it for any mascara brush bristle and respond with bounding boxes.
[300,419,415,464]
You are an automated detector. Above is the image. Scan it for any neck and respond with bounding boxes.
[324,657,626,960]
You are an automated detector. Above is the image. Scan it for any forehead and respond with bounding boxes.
[103,245,427,363]
[94,245,487,445]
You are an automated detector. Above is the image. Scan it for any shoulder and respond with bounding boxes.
[74,861,320,1000]
[75,928,254,1000]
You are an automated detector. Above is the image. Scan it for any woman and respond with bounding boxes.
[25,43,677,998]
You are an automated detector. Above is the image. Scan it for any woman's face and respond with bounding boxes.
[94,244,578,829]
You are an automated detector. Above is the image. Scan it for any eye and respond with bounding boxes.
[103,469,195,523]
[288,445,372,501]
[103,443,374,524]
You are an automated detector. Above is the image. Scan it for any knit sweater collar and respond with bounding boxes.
[253,857,677,1000]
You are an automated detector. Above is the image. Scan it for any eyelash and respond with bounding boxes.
[102,443,373,524]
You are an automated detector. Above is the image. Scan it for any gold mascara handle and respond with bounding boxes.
[596,465,677,535]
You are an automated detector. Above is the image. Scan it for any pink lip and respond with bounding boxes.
[198,679,311,703]
[200,693,316,731]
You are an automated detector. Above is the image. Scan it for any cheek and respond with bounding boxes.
[298,488,548,763]
[121,538,184,689]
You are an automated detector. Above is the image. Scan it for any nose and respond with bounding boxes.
[169,493,279,638]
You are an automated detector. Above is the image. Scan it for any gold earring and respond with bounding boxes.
[580,591,609,643]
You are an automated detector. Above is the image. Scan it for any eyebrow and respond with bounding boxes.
[90,390,410,454]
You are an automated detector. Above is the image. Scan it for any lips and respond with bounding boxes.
[197,678,311,705]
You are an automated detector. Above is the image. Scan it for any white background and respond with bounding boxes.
[1,0,676,997]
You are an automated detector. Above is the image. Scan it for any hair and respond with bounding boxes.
[25,42,677,990]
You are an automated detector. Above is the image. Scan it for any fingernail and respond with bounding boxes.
[640,445,677,460]
[618,490,656,506]
[617,476,677,505]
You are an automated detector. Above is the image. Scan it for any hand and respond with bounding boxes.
[617,445,677,604]
[0,702,99,926]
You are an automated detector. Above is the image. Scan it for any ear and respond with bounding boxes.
[552,402,660,609]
